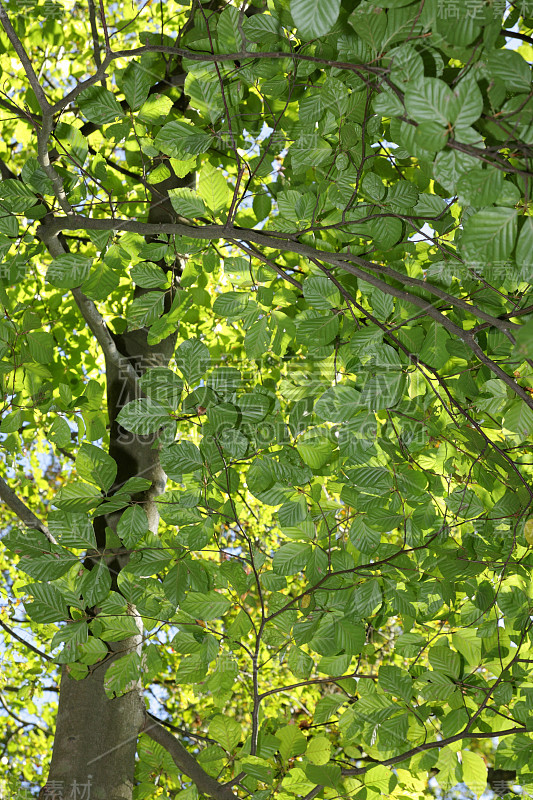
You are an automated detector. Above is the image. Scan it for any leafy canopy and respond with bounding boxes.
[1,0,533,798]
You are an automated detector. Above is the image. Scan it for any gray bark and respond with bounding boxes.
[44,630,144,800]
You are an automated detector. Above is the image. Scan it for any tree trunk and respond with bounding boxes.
[42,167,188,800]
[43,324,175,798]
[43,630,144,800]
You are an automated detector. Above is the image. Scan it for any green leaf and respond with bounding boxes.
[378,665,412,702]
[0,180,36,212]
[130,262,168,289]
[48,511,97,549]
[282,769,315,795]
[47,254,92,289]
[272,543,312,575]
[181,591,231,620]
[418,322,451,369]
[297,437,334,469]
[161,441,203,477]
[120,60,153,111]
[176,653,208,684]
[405,78,457,125]
[100,614,142,642]
[457,168,503,208]
[122,546,173,577]
[359,371,405,410]
[0,212,19,236]
[53,482,103,513]
[198,163,230,214]
[353,579,382,617]
[374,88,405,117]
[287,646,313,679]
[364,764,396,792]
[486,49,532,92]
[445,488,484,518]
[78,637,108,665]
[138,367,183,409]
[76,444,117,492]
[116,398,171,435]
[125,292,164,328]
[306,736,331,765]
[504,400,533,442]
[27,330,54,363]
[81,262,120,301]
[452,629,481,666]
[414,121,448,153]
[51,621,89,650]
[15,548,78,581]
[303,276,341,310]
[278,497,307,527]
[253,193,272,220]
[290,0,340,39]
[162,561,189,607]
[349,516,380,553]
[451,75,483,127]
[78,85,125,124]
[461,207,518,263]
[81,562,111,606]
[49,416,71,448]
[428,646,461,680]
[276,724,307,760]
[209,715,241,752]
[104,652,142,698]
[185,74,223,124]
[314,695,345,725]
[155,120,213,158]
[138,94,174,124]
[461,750,487,796]
[515,319,533,360]
[116,505,149,548]
[295,311,339,347]
[305,764,341,789]
[435,747,459,792]
[335,619,365,656]
[350,6,386,52]
[245,317,271,359]
[24,582,69,623]
[175,338,210,384]
[169,188,207,219]
[213,292,249,318]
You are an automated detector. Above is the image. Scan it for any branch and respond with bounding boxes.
[141,713,237,800]
[0,692,52,735]
[40,214,533,410]
[0,1,50,110]
[71,287,138,390]
[351,252,520,332]
[0,2,73,213]
[109,44,388,79]
[0,618,52,663]
[341,726,528,777]
[0,475,57,545]
[37,114,74,215]
[37,223,139,391]
[145,707,218,744]
[502,29,533,46]
[88,0,102,71]
[38,214,515,328]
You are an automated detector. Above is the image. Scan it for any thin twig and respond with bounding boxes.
[0,619,53,663]
[0,476,57,544]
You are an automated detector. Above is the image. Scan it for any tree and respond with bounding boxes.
[0,0,532,797]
